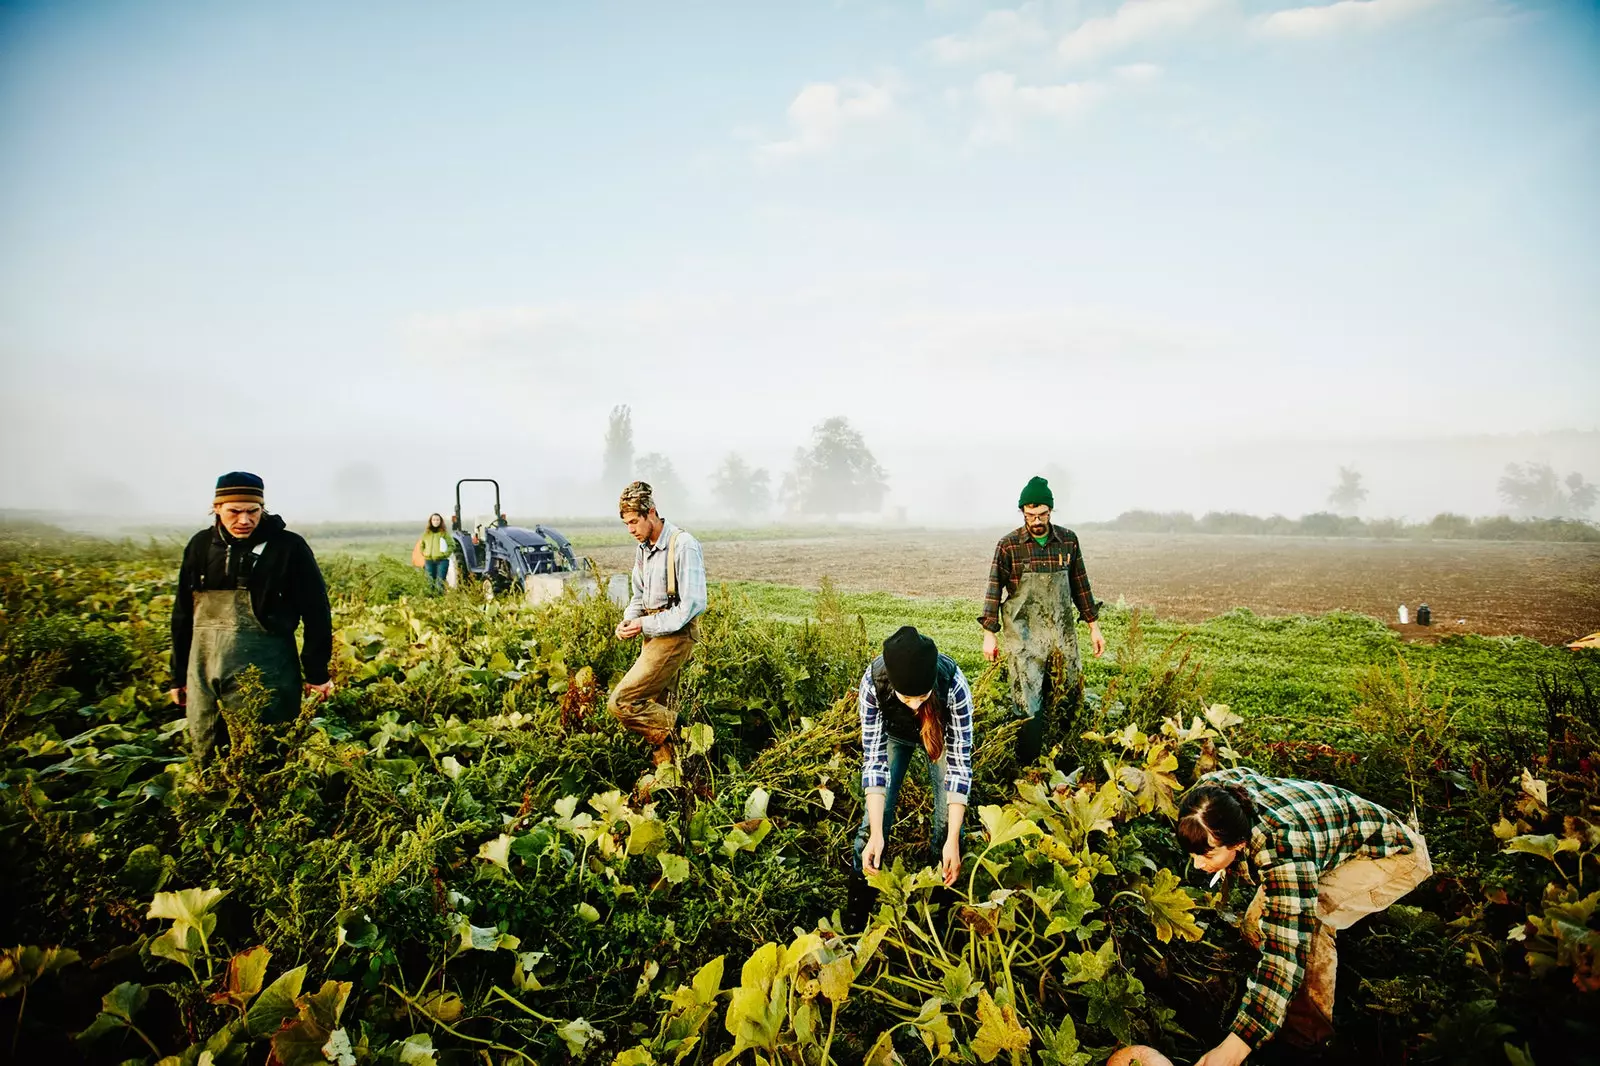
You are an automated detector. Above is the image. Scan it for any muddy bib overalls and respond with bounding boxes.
[186,541,301,763]
[1001,566,1083,760]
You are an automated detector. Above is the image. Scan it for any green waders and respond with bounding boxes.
[186,589,301,764]
[1001,570,1083,766]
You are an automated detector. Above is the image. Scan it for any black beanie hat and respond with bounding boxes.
[882,625,938,697]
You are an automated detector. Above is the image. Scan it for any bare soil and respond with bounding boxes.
[589,531,1600,646]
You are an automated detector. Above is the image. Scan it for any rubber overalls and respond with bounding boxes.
[1001,568,1083,764]
[186,588,301,764]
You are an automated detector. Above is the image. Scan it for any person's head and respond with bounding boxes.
[1176,783,1256,875]
[427,513,445,531]
[882,625,945,760]
[619,481,663,543]
[212,472,265,538]
[1018,476,1054,537]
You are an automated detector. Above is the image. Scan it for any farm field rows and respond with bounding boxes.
[588,532,1600,647]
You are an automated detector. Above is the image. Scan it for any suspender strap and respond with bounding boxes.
[664,531,683,606]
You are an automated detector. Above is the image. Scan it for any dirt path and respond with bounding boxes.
[589,531,1600,646]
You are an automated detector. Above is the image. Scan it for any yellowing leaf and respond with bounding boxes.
[1204,703,1243,731]
[818,956,853,1004]
[863,1029,899,1066]
[971,989,1031,1063]
[416,990,463,1023]
[1520,768,1549,809]
[627,818,667,857]
[978,805,1042,847]
[682,723,715,757]
[477,834,513,871]
[1139,868,1204,943]
[575,902,601,924]
[657,852,690,885]
[209,945,270,1014]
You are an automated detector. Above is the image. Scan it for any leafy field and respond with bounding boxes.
[1,529,1596,1065]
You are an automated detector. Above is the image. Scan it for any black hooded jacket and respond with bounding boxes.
[169,514,333,686]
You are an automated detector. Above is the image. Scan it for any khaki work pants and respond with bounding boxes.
[608,621,698,746]
[1242,826,1432,1045]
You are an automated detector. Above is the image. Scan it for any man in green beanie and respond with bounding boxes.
[979,475,1104,765]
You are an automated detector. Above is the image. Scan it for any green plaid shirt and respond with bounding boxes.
[1201,768,1418,1047]
[979,524,1097,632]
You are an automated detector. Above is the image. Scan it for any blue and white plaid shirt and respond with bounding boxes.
[857,662,975,804]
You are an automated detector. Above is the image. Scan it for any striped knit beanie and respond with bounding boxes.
[215,471,265,506]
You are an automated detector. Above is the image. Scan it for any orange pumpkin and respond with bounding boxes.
[1106,1046,1176,1066]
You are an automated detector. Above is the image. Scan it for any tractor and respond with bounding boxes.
[447,478,611,604]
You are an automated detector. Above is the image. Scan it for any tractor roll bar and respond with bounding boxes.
[453,479,507,532]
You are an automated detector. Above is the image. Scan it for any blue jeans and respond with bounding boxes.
[424,558,449,591]
[853,734,950,873]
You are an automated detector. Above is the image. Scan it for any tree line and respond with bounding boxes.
[602,407,888,519]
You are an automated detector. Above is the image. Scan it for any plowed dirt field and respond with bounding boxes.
[590,531,1600,646]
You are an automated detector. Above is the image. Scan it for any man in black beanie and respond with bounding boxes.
[847,625,976,930]
[169,472,333,764]
[979,475,1105,766]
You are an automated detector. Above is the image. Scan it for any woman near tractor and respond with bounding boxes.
[1178,768,1432,1064]
[415,513,452,592]
[846,625,975,932]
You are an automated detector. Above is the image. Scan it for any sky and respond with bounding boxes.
[0,0,1596,524]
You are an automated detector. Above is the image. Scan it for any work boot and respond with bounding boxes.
[651,739,676,767]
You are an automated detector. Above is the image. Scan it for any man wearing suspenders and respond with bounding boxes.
[609,481,708,766]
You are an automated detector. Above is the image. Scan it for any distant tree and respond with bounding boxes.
[602,405,634,488]
[1327,466,1368,515]
[1498,462,1594,518]
[1565,472,1597,517]
[788,417,889,517]
[709,453,771,520]
[636,452,689,511]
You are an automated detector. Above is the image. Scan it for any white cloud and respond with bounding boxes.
[1258,0,1450,38]
[970,70,1107,143]
[928,3,1051,64]
[1059,0,1231,65]
[757,79,897,160]
[1114,62,1165,82]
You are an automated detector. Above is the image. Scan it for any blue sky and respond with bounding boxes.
[0,0,1596,520]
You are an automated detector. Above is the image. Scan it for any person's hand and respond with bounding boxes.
[615,619,644,640]
[861,833,886,875]
[305,681,334,701]
[1088,621,1106,659]
[169,687,185,707]
[1195,1032,1251,1066]
[982,630,1000,662]
[941,836,963,886]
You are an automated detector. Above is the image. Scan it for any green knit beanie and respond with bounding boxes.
[1018,476,1053,509]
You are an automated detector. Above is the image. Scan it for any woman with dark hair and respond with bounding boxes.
[415,513,452,593]
[846,626,975,930]
[1177,768,1432,1065]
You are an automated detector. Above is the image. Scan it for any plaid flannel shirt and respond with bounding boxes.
[857,662,975,805]
[978,524,1097,633]
[1202,768,1419,1047]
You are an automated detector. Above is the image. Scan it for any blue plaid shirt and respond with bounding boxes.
[857,662,975,804]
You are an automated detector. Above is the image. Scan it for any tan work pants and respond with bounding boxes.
[1242,826,1432,1045]
[608,621,698,745]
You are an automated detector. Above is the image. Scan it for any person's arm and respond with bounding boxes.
[1066,532,1098,624]
[859,668,890,873]
[622,546,646,622]
[940,670,976,884]
[639,536,706,637]
[169,541,196,695]
[290,539,334,686]
[1225,858,1321,1050]
[978,539,1009,633]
